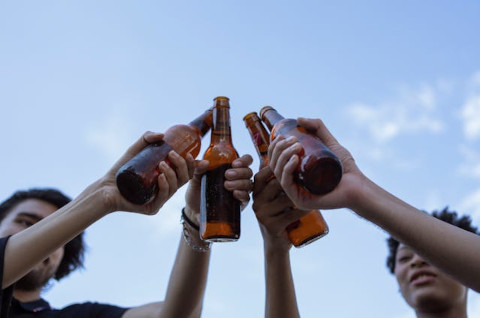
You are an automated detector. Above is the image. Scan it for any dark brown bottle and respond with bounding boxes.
[243,112,329,247]
[200,97,240,242]
[260,106,343,195]
[116,108,213,205]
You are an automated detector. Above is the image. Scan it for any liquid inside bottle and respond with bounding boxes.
[243,111,329,248]
[116,108,213,205]
[200,96,241,242]
[260,106,343,195]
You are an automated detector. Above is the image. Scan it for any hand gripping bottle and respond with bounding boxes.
[116,108,213,205]
[244,112,329,247]
[200,97,240,242]
[260,106,342,195]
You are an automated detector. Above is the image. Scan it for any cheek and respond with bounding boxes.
[51,248,65,267]
[394,267,409,291]
[0,224,23,237]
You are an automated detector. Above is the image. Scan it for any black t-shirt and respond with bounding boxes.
[0,237,128,318]
[8,298,128,318]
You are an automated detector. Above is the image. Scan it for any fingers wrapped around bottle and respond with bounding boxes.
[253,169,296,228]
[155,151,195,201]
[252,167,310,243]
[224,154,254,210]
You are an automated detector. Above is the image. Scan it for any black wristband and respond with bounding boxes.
[181,207,200,231]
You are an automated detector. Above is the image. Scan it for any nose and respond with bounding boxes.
[409,253,428,268]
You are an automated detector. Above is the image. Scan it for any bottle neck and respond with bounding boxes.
[244,113,270,167]
[211,106,233,143]
[189,108,213,137]
[261,108,284,131]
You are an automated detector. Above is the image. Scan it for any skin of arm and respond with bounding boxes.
[268,117,480,293]
[123,154,254,318]
[3,131,195,288]
[252,166,307,318]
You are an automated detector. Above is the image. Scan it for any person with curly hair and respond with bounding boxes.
[386,207,477,318]
[267,117,480,293]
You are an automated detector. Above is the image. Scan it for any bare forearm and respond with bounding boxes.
[264,249,300,318]
[3,184,109,288]
[351,177,480,292]
[161,236,211,318]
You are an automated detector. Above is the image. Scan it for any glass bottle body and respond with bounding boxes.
[244,112,329,247]
[116,109,212,205]
[200,142,240,242]
[261,107,343,195]
[200,97,240,242]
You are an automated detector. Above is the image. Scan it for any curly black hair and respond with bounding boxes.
[0,188,85,281]
[386,207,478,274]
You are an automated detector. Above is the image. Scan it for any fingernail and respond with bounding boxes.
[159,161,169,168]
[286,136,297,142]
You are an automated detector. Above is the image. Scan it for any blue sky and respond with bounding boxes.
[1,1,479,317]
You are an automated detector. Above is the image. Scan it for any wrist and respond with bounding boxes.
[75,180,113,217]
[264,245,290,262]
[344,171,371,212]
[184,206,200,227]
[181,208,211,253]
[264,240,291,259]
[346,173,388,221]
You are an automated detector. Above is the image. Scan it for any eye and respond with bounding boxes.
[15,219,34,227]
[396,253,412,264]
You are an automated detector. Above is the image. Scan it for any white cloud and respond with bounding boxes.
[458,145,480,179]
[461,72,480,140]
[461,95,480,140]
[416,84,436,111]
[460,189,480,222]
[346,84,444,144]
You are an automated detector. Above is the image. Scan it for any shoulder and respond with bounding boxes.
[58,301,129,318]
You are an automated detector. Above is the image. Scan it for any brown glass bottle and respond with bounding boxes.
[116,108,213,205]
[243,112,329,247]
[260,106,343,195]
[200,97,240,242]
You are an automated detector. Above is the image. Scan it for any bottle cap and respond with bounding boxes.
[213,96,230,108]
[242,112,260,122]
[259,106,275,119]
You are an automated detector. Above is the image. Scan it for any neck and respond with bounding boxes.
[260,107,284,130]
[211,107,232,143]
[189,108,213,137]
[14,288,42,303]
[415,302,467,318]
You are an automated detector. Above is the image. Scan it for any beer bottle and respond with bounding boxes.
[116,108,213,205]
[243,112,329,247]
[260,106,343,195]
[200,96,240,242]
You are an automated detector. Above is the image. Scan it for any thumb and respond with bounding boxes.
[297,117,339,148]
[191,160,209,185]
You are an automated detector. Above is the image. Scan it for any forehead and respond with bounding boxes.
[396,243,414,253]
[6,198,59,220]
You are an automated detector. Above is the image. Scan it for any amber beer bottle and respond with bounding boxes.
[260,106,343,195]
[200,96,240,242]
[243,112,329,247]
[116,108,213,205]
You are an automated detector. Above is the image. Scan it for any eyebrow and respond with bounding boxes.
[15,212,43,222]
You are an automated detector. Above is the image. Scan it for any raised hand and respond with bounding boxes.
[268,117,365,211]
